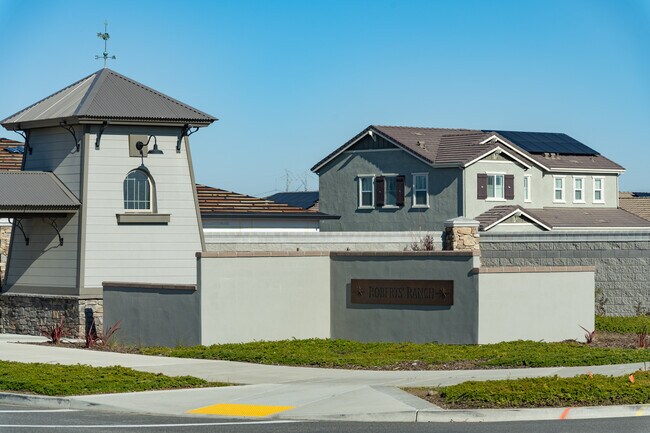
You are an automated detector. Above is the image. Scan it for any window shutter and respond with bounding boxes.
[505,175,514,200]
[375,176,385,207]
[477,173,488,199]
[396,175,405,206]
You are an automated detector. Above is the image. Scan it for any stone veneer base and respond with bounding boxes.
[0,293,103,338]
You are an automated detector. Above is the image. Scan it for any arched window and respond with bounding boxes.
[123,169,152,211]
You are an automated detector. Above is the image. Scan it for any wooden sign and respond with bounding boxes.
[350,279,453,306]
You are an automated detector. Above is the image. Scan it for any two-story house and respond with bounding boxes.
[312,125,650,232]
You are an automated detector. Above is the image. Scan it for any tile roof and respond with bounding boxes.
[476,205,650,230]
[197,185,330,219]
[266,191,319,210]
[0,139,24,171]
[312,125,624,172]
[619,192,650,222]
[0,172,80,214]
[2,68,216,129]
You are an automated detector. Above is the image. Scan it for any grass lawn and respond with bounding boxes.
[139,338,650,370]
[407,370,650,408]
[0,360,226,396]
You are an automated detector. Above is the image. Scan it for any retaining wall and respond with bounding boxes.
[481,231,650,316]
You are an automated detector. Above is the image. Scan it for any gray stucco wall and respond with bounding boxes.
[330,252,480,344]
[318,135,462,232]
[481,231,650,316]
[103,284,200,347]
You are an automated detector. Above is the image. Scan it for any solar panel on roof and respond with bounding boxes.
[486,130,599,155]
[5,147,24,154]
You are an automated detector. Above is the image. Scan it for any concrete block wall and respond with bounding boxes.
[481,231,650,316]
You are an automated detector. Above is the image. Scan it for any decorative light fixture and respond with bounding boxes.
[135,135,163,155]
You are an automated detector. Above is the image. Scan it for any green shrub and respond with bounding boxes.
[140,339,650,369]
[437,370,650,408]
[0,361,225,396]
[596,315,650,334]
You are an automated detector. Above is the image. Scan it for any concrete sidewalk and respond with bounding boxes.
[1,334,648,422]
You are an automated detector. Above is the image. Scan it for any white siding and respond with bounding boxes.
[4,127,81,294]
[26,127,82,196]
[4,214,79,292]
[83,127,202,289]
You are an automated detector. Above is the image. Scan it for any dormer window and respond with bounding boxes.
[124,169,152,211]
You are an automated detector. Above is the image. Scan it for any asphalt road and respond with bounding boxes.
[0,403,649,433]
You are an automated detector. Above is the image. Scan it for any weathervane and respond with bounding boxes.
[95,20,116,67]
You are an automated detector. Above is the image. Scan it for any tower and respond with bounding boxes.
[0,69,216,335]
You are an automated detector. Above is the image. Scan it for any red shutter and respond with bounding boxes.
[477,173,488,199]
[505,175,515,200]
[396,175,405,206]
[375,176,385,207]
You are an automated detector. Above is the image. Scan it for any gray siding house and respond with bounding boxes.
[312,125,650,232]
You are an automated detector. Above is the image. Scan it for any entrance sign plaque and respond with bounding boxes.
[350,279,454,306]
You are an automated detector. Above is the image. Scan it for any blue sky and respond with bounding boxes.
[0,0,649,196]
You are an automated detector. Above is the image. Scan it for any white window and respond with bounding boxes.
[487,174,504,200]
[523,174,532,202]
[593,177,605,203]
[385,175,397,207]
[358,175,374,208]
[124,169,152,211]
[573,177,585,203]
[553,176,565,202]
[412,173,429,207]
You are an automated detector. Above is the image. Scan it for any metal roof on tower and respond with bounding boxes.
[1,68,217,129]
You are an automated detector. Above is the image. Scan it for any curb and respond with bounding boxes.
[3,391,649,423]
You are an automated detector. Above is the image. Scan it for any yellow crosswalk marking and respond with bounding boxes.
[187,403,295,417]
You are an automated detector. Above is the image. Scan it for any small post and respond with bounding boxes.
[443,217,480,252]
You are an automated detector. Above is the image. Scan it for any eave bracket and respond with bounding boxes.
[177,124,199,152]
[95,121,109,150]
[60,121,81,152]
[9,218,29,246]
[15,129,32,155]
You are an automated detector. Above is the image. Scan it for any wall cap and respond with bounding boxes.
[444,217,480,228]
[102,281,196,291]
[197,251,330,258]
[330,250,480,257]
[472,266,596,274]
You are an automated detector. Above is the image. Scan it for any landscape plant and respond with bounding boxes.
[0,360,225,396]
[412,370,650,408]
[139,338,650,370]
[41,316,65,344]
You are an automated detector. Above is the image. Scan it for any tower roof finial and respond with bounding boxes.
[95,20,116,68]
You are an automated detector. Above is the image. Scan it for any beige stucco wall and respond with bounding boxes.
[198,254,331,344]
[477,269,595,343]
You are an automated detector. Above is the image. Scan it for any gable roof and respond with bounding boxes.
[0,171,80,215]
[312,125,624,173]
[476,205,650,231]
[619,192,650,222]
[266,191,319,210]
[2,68,217,129]
[197,185,332,219]
[475,205,552,231]
[0,139,24,171]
